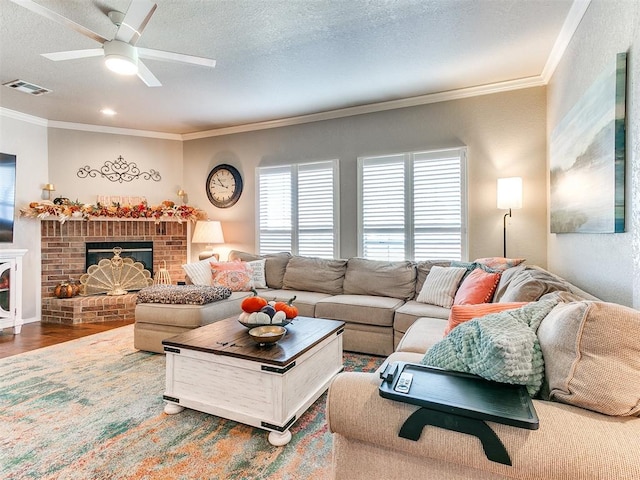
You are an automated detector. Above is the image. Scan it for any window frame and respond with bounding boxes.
[357,147,468,261]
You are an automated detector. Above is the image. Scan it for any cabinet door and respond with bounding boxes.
[0,261,12,319]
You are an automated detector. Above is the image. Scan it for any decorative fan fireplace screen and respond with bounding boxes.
[80,247,153,296]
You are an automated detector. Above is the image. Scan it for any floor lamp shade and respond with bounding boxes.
[497,177,522,257]
[192,220,225,260]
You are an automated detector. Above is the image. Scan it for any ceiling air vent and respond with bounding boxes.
[3,79,52,96]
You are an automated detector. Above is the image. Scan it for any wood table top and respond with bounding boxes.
[162,316,345,366]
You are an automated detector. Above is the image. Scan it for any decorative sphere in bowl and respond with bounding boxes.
[248,325,286,345]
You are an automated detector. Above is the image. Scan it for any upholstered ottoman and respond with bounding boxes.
[133,285,249,353]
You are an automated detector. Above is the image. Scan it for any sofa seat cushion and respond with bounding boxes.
[315,294,404,327]
[260,289,333,318]
[393,300,450,334]
[395,317,448,354]
[343,258,416,300]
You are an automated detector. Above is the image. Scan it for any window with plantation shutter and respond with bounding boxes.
[257,160,338,258]
[358,148,467,261]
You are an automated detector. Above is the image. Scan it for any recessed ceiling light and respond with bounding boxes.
[101,108,117,116]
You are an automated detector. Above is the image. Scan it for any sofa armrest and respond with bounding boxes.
[327,372,640,479]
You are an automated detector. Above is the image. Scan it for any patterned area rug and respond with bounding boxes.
[0,325,384,480]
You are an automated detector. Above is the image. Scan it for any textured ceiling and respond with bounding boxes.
[0,0,575,135]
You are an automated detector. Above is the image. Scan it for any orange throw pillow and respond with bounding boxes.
[453,268,501,305]
[445,302,528,335]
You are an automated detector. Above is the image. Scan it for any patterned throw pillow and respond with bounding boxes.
[416,266,467,308]
[247,259,267,289]
[474,257,526,272]
[210,261,253,292]
[453,268,501,305]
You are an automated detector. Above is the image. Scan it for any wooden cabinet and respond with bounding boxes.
[0,249,27,334]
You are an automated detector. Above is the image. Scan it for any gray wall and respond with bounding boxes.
[547,0,640,307]
[184,87,548,265]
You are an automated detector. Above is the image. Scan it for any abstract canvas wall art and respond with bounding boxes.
[550,52,626,233]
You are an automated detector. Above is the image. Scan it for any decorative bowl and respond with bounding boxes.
[248,325,287,346]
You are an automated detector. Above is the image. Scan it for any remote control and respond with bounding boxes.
[394,372,413,393]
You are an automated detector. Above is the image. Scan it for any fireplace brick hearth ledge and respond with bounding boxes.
[40,219,189,324]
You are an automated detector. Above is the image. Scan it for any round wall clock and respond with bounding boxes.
[206,164,243,208]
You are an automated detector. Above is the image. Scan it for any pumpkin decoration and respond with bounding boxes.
[54,282,75,299]
[274,296,298,319]
[241,289,268,313]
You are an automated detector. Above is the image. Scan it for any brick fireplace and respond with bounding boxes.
[40,219,190,324]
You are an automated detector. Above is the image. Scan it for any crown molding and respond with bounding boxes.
[47,120,182,140]
[183,75,545,140]
[0,107,48,126]
[541,0,591,83]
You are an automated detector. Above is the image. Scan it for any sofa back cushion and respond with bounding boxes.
[343,258,416,300]
[498,266,572,303]
[538,301,640,416]
[282,256,347,295]
[228,250,291,289]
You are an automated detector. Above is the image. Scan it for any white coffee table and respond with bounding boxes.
[162,316,345,446]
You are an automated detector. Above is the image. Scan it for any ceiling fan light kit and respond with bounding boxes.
[10,0,215,87]
[104,40,138,76]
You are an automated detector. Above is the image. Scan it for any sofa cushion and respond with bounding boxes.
[422,299,558,396]
[414,260,451,298]
[210,260,254,291]
[136,284,232,305]
[492,264,526,302]
[343,258,416,301]
[393,301,450,335]
[395,317,449,354]
[315,294,404,327]
[228,250,291,289]
[181,258,215,286]
[445,302,528,335]
[499,266,572,303]
[538,301,640,416]
[453,268,501,305]
[474,256,526,272]
[416,266,466,308]
[259,289,333,318]
[282,256,347,295]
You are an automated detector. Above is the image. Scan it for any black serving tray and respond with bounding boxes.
[379,362,539,430]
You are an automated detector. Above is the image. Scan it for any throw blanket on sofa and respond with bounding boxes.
[136,285,232,305]
[422,299,558,396]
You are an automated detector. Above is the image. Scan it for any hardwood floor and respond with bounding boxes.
[0,320,134,359]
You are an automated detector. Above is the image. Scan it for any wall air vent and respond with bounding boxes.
[3,79,52,96]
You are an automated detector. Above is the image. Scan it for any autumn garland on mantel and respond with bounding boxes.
[20,200,206,224]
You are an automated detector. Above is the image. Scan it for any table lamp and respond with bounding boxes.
[192,220,225,260]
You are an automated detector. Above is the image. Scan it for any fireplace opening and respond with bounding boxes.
[85,241,153,278]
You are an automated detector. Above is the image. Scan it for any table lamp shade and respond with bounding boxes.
[192,220,225,245]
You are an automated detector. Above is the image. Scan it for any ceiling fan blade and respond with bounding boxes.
[114,0,157,46]
[9,0,108,45]
[137,60,162,87]
[137,47,216,68]
[41,49,104,61]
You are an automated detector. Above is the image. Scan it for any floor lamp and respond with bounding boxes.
[497,177,522,258]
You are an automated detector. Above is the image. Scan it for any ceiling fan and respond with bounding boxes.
[10,0,216,87]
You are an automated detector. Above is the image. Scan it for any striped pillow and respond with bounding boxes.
[445,302,528,335]
[416,266,467,308]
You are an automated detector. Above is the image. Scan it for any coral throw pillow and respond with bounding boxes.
[474,257,526,272]
[210,261,253,292]
[453,268,501,305]
[445,302,528,335]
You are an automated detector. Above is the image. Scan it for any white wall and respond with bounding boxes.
[184,87,548,265]
[0,113,49,321]
[547,0,640,307]
[47,129,184,206]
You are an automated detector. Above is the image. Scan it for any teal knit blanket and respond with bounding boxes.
[422,299,558,396]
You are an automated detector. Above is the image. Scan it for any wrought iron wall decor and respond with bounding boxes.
[77,155,161,183]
